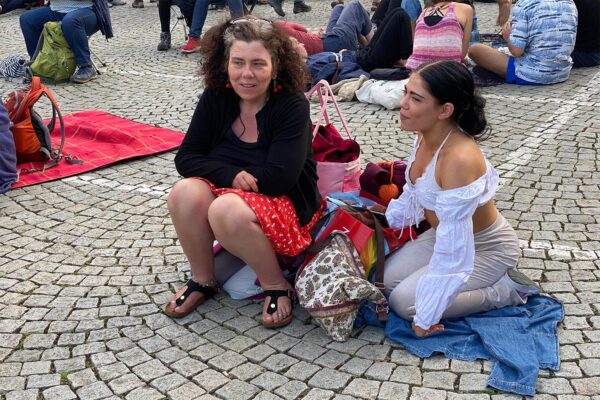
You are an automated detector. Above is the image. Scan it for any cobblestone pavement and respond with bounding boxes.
[1,1,600,399]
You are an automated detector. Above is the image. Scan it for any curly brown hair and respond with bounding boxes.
[199,17,310,93]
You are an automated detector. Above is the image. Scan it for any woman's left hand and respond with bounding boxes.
[412,322,444,337]
[232,170,259,192]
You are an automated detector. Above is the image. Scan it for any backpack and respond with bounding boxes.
[0,99,18,193]
[29,21,76,83]
[4,76,67,168]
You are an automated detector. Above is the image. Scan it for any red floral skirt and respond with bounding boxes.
[197,179,324,257]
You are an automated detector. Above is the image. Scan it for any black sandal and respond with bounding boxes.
[164,279,218,318]
[262,289,294,329]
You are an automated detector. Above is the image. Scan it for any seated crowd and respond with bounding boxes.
[10,0,598,84]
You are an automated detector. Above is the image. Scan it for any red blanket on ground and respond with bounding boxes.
[13,111,184,188]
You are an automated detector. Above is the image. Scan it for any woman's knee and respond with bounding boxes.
[167,178,213,214]
[388,286,415,320]
[208,194,256,235]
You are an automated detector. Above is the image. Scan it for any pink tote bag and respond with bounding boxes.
[306,80,361,196]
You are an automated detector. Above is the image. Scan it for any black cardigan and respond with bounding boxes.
[175,88,321,226]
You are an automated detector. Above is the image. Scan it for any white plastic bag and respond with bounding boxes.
[370,79,408,110]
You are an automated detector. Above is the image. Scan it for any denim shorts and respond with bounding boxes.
[506,57,541,85]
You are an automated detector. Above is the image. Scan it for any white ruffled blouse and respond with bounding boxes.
[385,134,499,330]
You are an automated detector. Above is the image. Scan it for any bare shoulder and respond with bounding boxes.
[454,2,474,17]
[437,136,486,190]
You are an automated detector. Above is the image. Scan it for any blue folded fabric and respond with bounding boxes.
[356,295,563,396]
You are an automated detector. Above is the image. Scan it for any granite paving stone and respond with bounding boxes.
[341,378,380,399]
[308,369,352,391]
[215,379,259,400]
[224,364,263,384]
[108,373,145,395]
[25,373,60,389]
[167,381,207,400]
[274,380,310,400]
[4,389,39,400]
[67,368,98,388]
[150,372,188,393]
[53,356,87,372]
[377,382,410,400]
[42,385,77,400]
[250,371,290,391]
[193,369,231,392]
[123,386,165,400]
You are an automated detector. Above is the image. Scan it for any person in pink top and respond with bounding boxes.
[405,0,473,71]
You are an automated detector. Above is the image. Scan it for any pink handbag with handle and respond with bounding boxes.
[306,80,361,196]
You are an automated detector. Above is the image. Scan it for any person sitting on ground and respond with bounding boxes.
[19,0,112,83]
[371,0,423,37]
[275,0,373,56]
[156,0,195,51]
[267,0,311,18]
[165,17,323,329]
[179,0,243,53]
[1,0,35,14]
[571,0,600,68]
[405,0,473,71]
[355,5,413,71]
[468,0,577,85]
[381,60,537,337]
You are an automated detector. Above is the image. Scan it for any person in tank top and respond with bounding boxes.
[377,61,539,337]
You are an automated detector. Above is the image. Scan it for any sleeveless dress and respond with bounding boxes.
[405,3,464,71]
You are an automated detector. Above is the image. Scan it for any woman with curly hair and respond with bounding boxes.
[165,17,322,329]
[381,61,538,337]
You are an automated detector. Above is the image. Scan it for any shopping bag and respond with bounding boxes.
[295,231,388,341]
[306,80,361,196]
[316,204,415,286]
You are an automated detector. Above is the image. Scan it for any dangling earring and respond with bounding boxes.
[225,79,232,89]
[272,79,282,94]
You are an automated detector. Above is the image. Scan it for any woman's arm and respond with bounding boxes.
[244,93,311,196]
[174,91,244,187]
[457,3,474,61]
[506,5,527,57]
[412,150,486,330]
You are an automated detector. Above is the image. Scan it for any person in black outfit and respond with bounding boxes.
[357,6,413,71]
[571,0,600,68]
[156,0,195,51]
[165,17,322,329]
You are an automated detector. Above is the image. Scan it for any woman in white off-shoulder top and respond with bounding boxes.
[382,61,538,337]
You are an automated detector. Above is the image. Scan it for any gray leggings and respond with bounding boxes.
[384,213,523,322]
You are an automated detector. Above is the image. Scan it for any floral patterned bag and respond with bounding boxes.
[295,231,388,342]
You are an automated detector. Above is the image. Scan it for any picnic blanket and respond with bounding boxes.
[13,110,184,188]
[356,295,563,396]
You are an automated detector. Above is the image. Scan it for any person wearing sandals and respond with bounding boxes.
[165,17,323,328]
[381,61,539,337]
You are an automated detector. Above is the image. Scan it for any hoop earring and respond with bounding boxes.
[272,79,282,94]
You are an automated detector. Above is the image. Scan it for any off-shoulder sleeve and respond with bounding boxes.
[413,177,486,330]
[385,183,425,229]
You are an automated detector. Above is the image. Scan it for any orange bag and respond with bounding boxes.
[4,76,66,166]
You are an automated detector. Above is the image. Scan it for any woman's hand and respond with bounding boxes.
[412,322,444,337]
[232,170,259,192]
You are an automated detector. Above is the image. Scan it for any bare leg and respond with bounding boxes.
[208,193,292,326]
[166,178,217,314]
[469,44,510,78]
